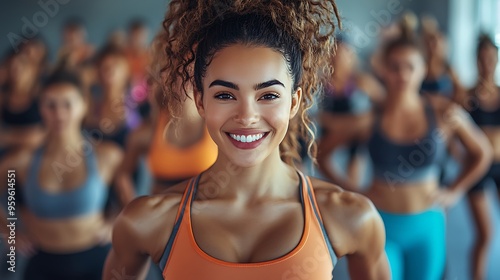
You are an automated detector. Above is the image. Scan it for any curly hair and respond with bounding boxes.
[154,0,341,166]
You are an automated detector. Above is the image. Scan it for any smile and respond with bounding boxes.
[225,132,270,150]
[229,133,265,143]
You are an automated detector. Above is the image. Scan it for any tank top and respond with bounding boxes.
[158,171,338,279]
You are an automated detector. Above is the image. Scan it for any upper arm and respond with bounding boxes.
[345,197,389,280]
[96,142,124,183]
[437,102,493,189]
[103,199,151,280]
[0,149,31,234]
[443,103,491,158]
[0,148,31,188]
[447,68,466,103]
[312,181,390,280]
[121,125,151,175]
[103,189,185,280]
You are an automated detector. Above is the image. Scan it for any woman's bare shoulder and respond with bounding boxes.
[309,177,376,217]
[0,147,36,186]
[307,176,384,256]
[111,180,191,262]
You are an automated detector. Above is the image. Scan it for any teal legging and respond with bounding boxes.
[379,208,446,280]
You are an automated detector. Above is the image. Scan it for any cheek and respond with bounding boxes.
[201,101,231,134]
[487,57,498,69]
[71,105,86,120]
[384,70,399,82]
[116,65,129,78]
[413,66,425,82]
[40,106,53,120]
[410,68,420,79]
[201,99,292,133]
[204,108,227,129]
[263,102,292,137]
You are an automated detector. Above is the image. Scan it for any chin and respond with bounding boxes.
[229,159,260,169]
[51,125,69,133]
[227,154,266,169]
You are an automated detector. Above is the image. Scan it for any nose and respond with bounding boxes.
[234,99,259,127]
[397,67,412,83]
[53,105,67,120]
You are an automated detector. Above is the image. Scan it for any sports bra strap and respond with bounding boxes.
[158,178,196,270]
[301,173,339,268]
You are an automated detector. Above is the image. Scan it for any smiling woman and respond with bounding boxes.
[199,44,298,167]
[102,1,390,280]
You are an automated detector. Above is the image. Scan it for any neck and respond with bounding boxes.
[427,56,445,70]
[45,128,85,155]
[203,148,299,203]
[102,85,126,101]
[428,51,444,62]
[11,81,33,96]
[386,88,421,112]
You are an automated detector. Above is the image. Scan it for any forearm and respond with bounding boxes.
[449,147,492,192]
[317,135,361,191]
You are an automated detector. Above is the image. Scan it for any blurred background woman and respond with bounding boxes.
[318,34,492,280]
[317,38,383,190]
[420,16,465,102]
[0,51,45,154]
[0,71,124,280]
[465,34,500,280]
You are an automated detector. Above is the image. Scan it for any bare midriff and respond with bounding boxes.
[365,179,439,213]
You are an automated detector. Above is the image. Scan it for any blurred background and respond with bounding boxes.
[0,0,499,279]
[1,0,498,84]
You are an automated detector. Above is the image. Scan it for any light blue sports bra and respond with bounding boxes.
[23,147,108,219]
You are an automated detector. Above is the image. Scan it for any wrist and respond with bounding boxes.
[447,182,466,193]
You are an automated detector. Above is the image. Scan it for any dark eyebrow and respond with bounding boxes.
[209,80,239,90]
[254,79,285,91]
[208,79,285,91]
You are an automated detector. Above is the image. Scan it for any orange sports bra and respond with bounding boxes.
[158,171,338,280]
[147,113,218,181]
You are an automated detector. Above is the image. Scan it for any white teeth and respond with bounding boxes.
[229,133,265,143]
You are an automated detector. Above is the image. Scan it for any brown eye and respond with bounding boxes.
[47,101,57,110]
[214,93,235,100]
[64,101,72,109]
[389,63,399,72]
[259,93,280,100]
